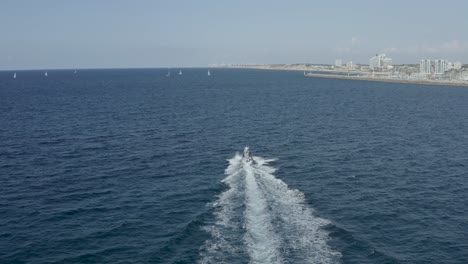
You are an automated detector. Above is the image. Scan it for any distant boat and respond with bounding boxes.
[45,71,48,77]
[74,70,77,74]
[207,69,211,76]
[166,71,171,77]
[13,72,16,79]
[179,70,182,76]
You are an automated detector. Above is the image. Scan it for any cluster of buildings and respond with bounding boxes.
[334,59,355,70]
[334,54,394,71]
[419,60,462,74]
[331,52,465,80]
[328,53,468,82]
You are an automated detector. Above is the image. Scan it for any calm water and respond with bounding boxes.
[0,69,467,264]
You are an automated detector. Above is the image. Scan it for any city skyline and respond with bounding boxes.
[1,0,468,70]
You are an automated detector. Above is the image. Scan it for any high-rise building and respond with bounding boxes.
[426,60,431,74]
[434,60,448,74]
[421,59,450,74]
[369,54,381,70]
[369,54,392,70]
[420,60,427,74]
[435,60,441,74]
[420,60,433,74]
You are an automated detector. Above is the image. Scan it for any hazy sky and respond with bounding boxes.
[1,0,468,70]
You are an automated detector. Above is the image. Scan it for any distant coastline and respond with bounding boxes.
[302,73,468,87]
[222,64,468,87]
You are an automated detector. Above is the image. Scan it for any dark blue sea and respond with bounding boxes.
[1,68,467,264]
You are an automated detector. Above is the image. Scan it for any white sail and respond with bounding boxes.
[13,72,16,79]
[179,70,182,75]
[207,70,211,76]
[45,72,48,77]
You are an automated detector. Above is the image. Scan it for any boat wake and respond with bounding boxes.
[199,154,341,264]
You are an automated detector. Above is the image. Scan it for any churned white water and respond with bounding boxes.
[199,154,341,264]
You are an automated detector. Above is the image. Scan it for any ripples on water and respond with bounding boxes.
[0,69,467,263]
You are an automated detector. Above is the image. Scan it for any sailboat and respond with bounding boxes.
[13,72,16,79]
[166,71,171,77]
[45,71,48,77]
[207,69,211,76]
[178,70,182,76]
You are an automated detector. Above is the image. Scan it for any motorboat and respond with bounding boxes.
[242,146,255,163]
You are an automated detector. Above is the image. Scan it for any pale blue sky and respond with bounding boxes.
[1,0,467,70]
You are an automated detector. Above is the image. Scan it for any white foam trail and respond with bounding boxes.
[199,154,247,263]
[252,158,341,263]
[199,154,341,264]
[243,164,283,263]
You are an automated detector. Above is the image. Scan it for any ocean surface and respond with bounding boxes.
[0,68,467,264]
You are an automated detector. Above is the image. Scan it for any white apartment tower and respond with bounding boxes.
[369,54,392,70]
[420,60,427,74]
[420,60,432,74]
[434,60,441,74]
[434,60,448,74]
[422,59,450,74]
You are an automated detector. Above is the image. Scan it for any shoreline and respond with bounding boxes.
[303,73,468,87]
[224,66,468,87]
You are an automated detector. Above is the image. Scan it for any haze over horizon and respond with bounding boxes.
[2,0,468,70]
